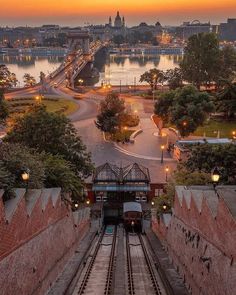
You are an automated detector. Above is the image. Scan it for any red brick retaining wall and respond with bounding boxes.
[152,187,236,295]
[0,189,90,295]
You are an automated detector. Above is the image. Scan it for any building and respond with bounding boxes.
[176,20,211,40]
[107,11,126,37]
[219,18,236,41]
[92,162,151,203]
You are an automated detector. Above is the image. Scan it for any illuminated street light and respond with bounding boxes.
[86,199,90,205]
[21,168,30,193]
[232,131,236,139]
[211,167,220,191]
[162,204,167,211]
[160,145,165,164]
[165,166,169,182]
[74,203,79,209]
[151,201,155,206]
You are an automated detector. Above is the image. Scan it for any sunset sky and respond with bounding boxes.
[1,0,236,26]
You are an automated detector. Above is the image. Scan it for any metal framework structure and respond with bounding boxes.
[92,163,150,192]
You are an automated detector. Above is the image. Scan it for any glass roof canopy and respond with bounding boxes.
[92,163,151,192]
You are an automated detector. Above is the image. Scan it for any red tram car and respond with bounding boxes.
[123,202,143,232]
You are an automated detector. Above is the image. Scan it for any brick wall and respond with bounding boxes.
[0,189,91,295]
[152,187,236,295]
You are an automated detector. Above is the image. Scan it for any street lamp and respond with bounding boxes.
[21,168,30,193]
[232,131,236,140]
[160,145,165,164]
[162,203,167,211]
[86,199,90,206]
[165,166,169,182]
[211,167,220,191]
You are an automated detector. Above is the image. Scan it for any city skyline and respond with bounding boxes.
[0,0,236,27]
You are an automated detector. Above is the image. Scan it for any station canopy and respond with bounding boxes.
[92,163,151,192]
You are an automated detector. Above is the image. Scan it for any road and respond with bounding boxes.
[5,60,177,184]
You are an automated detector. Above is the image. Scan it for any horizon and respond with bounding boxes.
[0,0,236,27]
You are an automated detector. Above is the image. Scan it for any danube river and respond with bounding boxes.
[0,53,181,87]
[95,54,182,86]
[0,54,64,86]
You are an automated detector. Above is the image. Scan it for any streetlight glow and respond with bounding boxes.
[211,167,220,183]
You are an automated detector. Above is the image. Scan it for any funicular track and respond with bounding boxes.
[126,232,164,295]
[74,225,117,295]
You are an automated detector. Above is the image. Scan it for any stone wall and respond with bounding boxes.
[0,188,90,295]
[152,186,236,295]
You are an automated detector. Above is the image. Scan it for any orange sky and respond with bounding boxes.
[1,0,236,26]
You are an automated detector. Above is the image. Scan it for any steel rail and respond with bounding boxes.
[104,226,117,295]
[126,233,135,295]
[138,234,162,295]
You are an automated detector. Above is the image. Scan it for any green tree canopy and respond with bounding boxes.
[23,73,36,87]
[95,92,125,134]
[140,68,166,90]
[154,166,211,215]
[0,64,18,90]
[165,68,183,90]
[170,86,214,137]
[0,91,9,124]
[42,153,84,201]
[184,143,236,184]
[216,80,236,119]
[219,45,236,81]
[154,85,214,136]
[5,105,93,178]
[154,90,175,124]
[0,143,45,189]
[180,33,220,88]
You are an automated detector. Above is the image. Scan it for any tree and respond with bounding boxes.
[0,142,45,189]
[170,86,214,137]
[140,68,165,91]
[0,161,13,191]
[165,68,183,90]
[23,73,36,87]
[0,91,9,124]
[218,45,236,82]
[42,154,83,201]
[5,105,93,178]
[180,33,220,89]
[184,143,236,184]
[0,64,18,90]
[154,86,214,137]
[154,166,211,215]
[154,90,175,124]
[95,93,125,134]
[216,80,236,119]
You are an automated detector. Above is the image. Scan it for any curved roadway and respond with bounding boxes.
[6,75,177,183]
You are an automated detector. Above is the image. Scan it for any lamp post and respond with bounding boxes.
[21,168,30,193]
[162,204,167,211]
[232,131,236,140]
[165,166,169,182]
[160,145,165,164]
[211,167,220,192]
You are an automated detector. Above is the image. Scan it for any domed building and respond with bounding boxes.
[114,11,122,28]
[107,11,126,37]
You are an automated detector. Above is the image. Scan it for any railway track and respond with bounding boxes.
[72,225,117,295]
[126,232,165,295]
